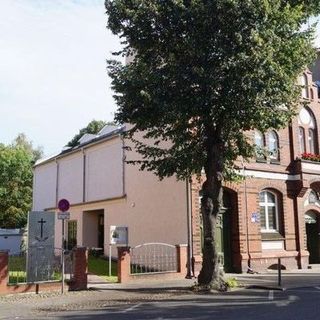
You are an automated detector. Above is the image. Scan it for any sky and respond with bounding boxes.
[0,1,319,157]
[0,0,122,157]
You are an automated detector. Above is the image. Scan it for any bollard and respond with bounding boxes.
[278,257,281,287]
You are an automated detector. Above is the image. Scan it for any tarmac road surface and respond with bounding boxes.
[1,271,320,319]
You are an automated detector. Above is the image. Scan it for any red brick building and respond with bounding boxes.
[191,57,320,273]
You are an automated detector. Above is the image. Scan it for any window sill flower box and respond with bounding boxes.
[301,153,320,163]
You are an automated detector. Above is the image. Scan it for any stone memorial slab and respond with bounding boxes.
[27,211,55,282]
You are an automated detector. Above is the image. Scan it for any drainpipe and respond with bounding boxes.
[186,177,194,278]
[242,161,252,272]
[121,134,126,197]
[82,148,86,203]
[55,159,59,206]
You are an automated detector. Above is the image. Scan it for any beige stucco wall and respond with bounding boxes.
[33,135,124,211]
[58,152,84,204]
[33,162,57,210]
[85,139,123,202]
[35,131,189,254]
[54,171,187,255]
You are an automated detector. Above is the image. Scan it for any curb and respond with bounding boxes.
[246,285,285,291]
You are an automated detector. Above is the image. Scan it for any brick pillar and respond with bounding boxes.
[117,247,131,283]
[0,250,9,293]
[70,247,88,291]
[176,244,188,275]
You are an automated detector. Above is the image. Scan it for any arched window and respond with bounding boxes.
[301,73,309,99]
[259,191,279,232]
[309,190,319,204]
[299,127,306,154]
[268,131,279,160]
[310,88,314,100]
[308,129,316,154]
[298,107,317,154]
[254,131,265,159]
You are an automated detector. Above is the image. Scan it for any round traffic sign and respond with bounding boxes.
[58,199,70,212]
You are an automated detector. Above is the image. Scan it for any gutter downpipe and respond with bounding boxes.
[186,177,194,278]
[242,161,252,272]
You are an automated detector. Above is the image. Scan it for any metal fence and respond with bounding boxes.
[7,248,73,285]
[130,243,177,275]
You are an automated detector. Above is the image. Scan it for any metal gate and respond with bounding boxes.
[130,243,177,274]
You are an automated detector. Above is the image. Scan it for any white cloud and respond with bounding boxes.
[0,0,122,156]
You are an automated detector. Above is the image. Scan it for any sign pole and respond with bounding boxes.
[109,244,112,277]
[62,218,65,294]
[58,199,70,295]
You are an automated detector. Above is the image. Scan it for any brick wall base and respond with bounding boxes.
[117,244,188,283]
[0,247,88,295]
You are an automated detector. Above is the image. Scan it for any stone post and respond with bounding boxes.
[176,244,188,275]
[70,247,88,291]
[0,250,9,293]
[117,247,131,283]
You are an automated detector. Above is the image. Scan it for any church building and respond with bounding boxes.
[33,55,320,274]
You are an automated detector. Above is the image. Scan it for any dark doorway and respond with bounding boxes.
[213,190,234,273]
[82,209,104,250]
[221,191,233,272]
[98,214,104,249]
[306,212,320,264]
[67,220,77,250]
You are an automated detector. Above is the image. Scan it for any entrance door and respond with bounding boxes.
[306,223,320,264]
[214,192,233,272]
[98,214,104,249]
[200,190,235,272]
[305,211,320,264]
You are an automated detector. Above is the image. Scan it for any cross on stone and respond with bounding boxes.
[38,218,46,238]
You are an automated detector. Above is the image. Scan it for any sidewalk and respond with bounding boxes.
[228,269,320,290]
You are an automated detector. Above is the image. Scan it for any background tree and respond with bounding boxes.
[66,119,115,148]
[0,134,41,228]
[106,0,319,289]
[12,133,43,164]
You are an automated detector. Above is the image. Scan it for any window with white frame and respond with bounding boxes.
[298,107,317,154]
[299,126,306,154]
[301,73,309,99]
[308,128,316,154]
[309,190,319,204]
[268,131,279,160]
[259,191,279,232]
[254,131,265,159]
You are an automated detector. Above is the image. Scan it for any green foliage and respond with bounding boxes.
[106,0,318,286]
[225,277,239,289]
[0,135,40,228]
[12,133,43,164]
[88,255,118,282]
[8,254,61,284]
[106,0,317,180]
[66,120,113,148]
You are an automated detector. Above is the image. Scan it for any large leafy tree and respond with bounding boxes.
[0,134,42,228]
[13,133,43,164]
[105,0,319,289]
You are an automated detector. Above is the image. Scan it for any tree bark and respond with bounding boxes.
[197,134,227,291]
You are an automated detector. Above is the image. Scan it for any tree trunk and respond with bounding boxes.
[197,138,227,291]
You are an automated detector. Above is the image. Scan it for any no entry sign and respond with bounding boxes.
[58,199,70,212]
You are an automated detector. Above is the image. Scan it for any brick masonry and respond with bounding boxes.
[190,69,320,273]
[117,245,188,283]
[0,247,88,295]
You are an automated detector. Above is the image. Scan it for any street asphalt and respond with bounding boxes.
[1,270,320,319]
